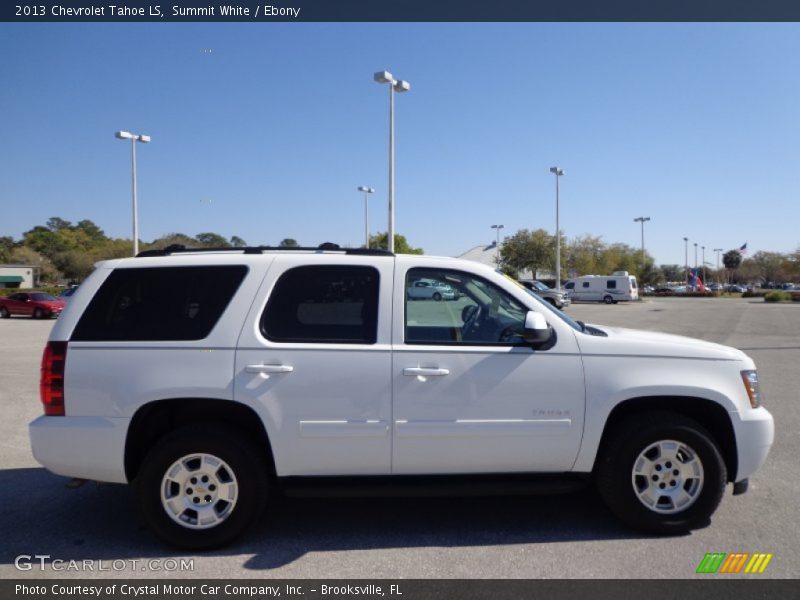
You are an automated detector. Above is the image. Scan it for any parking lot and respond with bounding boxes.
[0,297,797,579]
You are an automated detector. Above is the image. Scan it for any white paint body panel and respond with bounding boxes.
[30,252,773,487]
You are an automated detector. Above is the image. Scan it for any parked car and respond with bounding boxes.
[652,287,675,297]
[0,292,65,319]
[406,278,457,301]
[58,287,79,303]
[517,279,571,309]
[30,244,773,549]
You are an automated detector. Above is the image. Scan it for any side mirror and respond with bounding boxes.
[523,311,552,346]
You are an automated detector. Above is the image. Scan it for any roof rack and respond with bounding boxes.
[135,243,394,258]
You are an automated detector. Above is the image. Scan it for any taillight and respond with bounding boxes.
[40,341,67,416]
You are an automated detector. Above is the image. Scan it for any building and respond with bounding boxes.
[0,264,36,289]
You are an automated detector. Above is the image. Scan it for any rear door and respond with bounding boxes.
[234,254,394,476]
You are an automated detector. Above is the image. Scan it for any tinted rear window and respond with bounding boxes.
[261,265,379,344]
[72,266,247,341]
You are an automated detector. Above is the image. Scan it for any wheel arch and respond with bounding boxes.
[595,396,737,483]
[125,397,275,482]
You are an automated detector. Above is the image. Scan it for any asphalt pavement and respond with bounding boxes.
[0,297,797,579]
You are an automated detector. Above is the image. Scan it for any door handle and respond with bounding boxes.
[403,367,450,377]
[245,364,294,374]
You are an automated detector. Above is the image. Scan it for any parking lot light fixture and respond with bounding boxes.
[634,217,651,273]
[701,246,707,288]
[549,167,565,291]
[357,186,375,248]
[115,130,151,256]
[714,248,723,285]
[490,224,505,265]
[683,237,689,285]
[374,70,411,254]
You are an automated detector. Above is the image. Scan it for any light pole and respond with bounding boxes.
[633,216,651,273]
[549,167,565,290]
[490,224,504,265]
[714,248,723,285]
[374,70,411,254]
[357,186,375,248]
[683,237,689,285]
[701,245,706,287]
[115,130,151,256]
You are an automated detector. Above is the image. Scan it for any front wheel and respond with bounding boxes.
[595,411,726,534]
[33,308,43,319]
[433,292,442,301]
[135,424,268,549]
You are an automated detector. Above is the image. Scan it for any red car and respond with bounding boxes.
[0,292,66,319]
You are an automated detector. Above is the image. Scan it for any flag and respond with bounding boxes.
[739,243,748,255]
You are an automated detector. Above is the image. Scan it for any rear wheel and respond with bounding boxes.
[0,307,9,318]
[603,295,614,304]
[596,411,726,534]
[135,424,268,549]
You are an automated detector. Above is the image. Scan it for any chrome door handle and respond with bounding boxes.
[245,364,294,374]
[403,367,450,377]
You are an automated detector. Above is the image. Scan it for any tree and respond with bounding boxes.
[367,233,423,254]
[146,233,199,250]
[8,246,59,284]
[749,251,785,284]
[278,238,300,248]
[564,234,605,276]
[195,233,231,248]
[659,264,683,284]
[230,236,247,247]
[46,217,72,232]
[52,250,95,281]
[499,228,554,277]
[723,249,743,283]
[0,236,15,263]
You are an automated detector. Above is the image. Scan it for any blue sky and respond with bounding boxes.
[1,23,799,265]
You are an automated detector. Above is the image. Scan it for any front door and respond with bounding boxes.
[391,262,585,474]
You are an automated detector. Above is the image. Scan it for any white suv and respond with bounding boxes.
[30,244,774,549]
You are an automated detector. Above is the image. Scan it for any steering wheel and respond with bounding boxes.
[461,304,483,340]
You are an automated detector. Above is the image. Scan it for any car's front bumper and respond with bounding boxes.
[730,406,774,482]
[29,415,130,483]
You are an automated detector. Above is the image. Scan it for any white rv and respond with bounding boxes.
[565,271,639,303]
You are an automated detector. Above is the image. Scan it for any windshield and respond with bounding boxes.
[531,281,549,291]
[30,293,56,301]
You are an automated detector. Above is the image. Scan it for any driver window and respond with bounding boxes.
[405,268,528,345]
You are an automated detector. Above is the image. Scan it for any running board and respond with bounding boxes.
[278,473,590,498]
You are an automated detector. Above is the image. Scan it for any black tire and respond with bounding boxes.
[603,295,614,304]
[595,411,726,534]
[545,298,556,307]
[433,292,442,301]
[33,308,43,319]
[0,307,9,318]
[135,424,269,550]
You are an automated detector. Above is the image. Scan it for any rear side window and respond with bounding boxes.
[72,266,247,341]
[261,265,379,344]
[607,280,617,289]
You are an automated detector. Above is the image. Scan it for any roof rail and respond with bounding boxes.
[135,243,394,258]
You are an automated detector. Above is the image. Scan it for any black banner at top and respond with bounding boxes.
[3,0,800,23]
